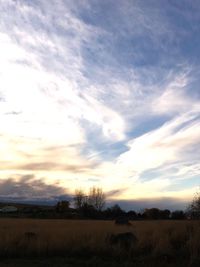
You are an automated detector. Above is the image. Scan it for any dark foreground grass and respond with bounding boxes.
[0,256,192,267]
[0,219,199,266]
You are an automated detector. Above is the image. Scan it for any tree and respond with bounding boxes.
[159,209,171,219]
[111,204,125,217]
[88,187,106,211]
[79,202,97,218]
[143,208,160,220]
[104,204,125,219]
[74,189,85,210]
[56,201,70,213]
[143,208,171,220]
[171,210,185,220]
[74,187,106,213]
[127,210,137,220]
[187,190,200,219]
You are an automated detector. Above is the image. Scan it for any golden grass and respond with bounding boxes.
[0,218,199,264]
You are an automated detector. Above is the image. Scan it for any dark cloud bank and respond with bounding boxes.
[107,198,189,212]
[0,175,71,205]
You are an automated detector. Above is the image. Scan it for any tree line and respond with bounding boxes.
[55,186,200,220]
[1,186,199,220]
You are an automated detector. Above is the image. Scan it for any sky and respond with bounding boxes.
[0,0,200,210]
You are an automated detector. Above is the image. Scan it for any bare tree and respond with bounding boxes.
[74,189,85,210]
[56,200,70,212]
[187,190,200,219]
[88,187,105,211]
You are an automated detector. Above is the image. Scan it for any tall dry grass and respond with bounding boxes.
[0,219,199,265]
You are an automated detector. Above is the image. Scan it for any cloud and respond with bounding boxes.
[4,111,22,116]
[0,0,200,207]
[117,111,200,174]
[0,92,5,102]
[13,161,98,173]
[0,1,126,142]
[83,104,199,200]
[0,175,66,199]
[0,134,99,175]
[106,188,129,198]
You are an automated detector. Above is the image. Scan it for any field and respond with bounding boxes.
[0,219,199,267]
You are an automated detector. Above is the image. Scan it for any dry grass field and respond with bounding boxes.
[0,219,199,267]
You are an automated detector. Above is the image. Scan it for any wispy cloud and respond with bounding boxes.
[0,0,200,207]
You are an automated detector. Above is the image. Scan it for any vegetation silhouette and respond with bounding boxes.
[1,186,200,221]
[187,190,200,219]
[0,188,199,266]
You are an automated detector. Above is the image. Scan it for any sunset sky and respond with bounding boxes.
[0,0,200,210]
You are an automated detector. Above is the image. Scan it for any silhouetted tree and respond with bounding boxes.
[73,187,106,218]
[74,189,85,210]
[127,210,137,220]
[143,208,171,220]
[56,201,70,213]
[80,202,97,218]
[88,187,105,211]
[187,190,200,219]
[171,210,185,220]
[105,204,125,219]
[143,208,160,220]
[159,209,171,219]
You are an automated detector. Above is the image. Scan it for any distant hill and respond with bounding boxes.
[0,201,54,210]
[0,195,71,208]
